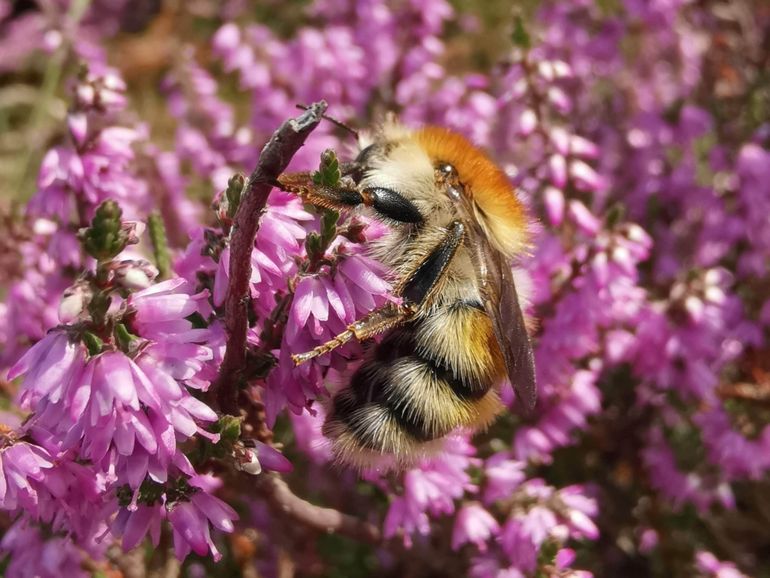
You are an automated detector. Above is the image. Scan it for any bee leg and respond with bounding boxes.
[277,173,423,224]
[291,303,407,365]
[276,172,364,212]
[398,220,465,309]
[292,221,465,365]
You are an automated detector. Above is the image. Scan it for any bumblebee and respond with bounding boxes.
[278,122,536,468]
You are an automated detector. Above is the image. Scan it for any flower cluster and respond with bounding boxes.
[2,203,238,567]
[1,0,768,577]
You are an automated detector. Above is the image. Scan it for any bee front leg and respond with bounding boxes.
[292,221,465,365]
[277,173,423,224]
[291,303,408,365]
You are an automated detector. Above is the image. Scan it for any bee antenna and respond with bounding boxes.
[295,104,359,139]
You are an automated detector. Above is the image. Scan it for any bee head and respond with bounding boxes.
[352,122,530,256]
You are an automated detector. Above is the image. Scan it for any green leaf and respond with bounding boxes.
[312,149,341,188]
[305,232,322,260]
[212,415,243,447]
[82,331,104,356]
[79,200,127,261]
[320,209,339,245]
[511,15,531,50]
[147,212,171,280]
[225,173,246,218]
[114,323,139,353]
[605,202,626,229]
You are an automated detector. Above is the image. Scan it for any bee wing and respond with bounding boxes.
[466,225,537,411]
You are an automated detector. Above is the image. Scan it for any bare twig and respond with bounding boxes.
[211,102,379,548]
[213,101,328,414]
[254,473,382,544]
[717,382,770,404]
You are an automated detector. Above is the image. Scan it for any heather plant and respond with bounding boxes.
[0,1,768,577]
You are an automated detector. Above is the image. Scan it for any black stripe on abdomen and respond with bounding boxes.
[325,310,495,451]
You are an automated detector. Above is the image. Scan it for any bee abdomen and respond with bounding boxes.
[323,302,505,466]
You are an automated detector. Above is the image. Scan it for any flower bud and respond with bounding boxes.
[58,282,92,323]
[112,259,159,290]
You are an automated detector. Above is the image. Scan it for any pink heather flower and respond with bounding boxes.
[695,551,749,578]
[9,280,216,488]
[517,109,538,136]
[28,450,108,541]
[235,440,293,475]
[29,70,150,224]
[113,475,238,562]
[113,503,164,551]
[569,160,606,193]
[383,495,429,546]
[451,503,500,551]
[0,520,93,578]
[58,351,215,480]
[0,230,71,369]
[519,505,558,547]
[384,435,478,544]
[285,253,391,353]
[263,349,325,426]
[555,548,577,569]
[12,319,216,489]
[642,427,734,512]
[0,440,54,512]
[289,409,334,465]
[548,154,567,188]
[75,69,128,112]
[168,501,224,560]
[209,192,312,313]
[469,553,527,578]
[695,408,770,480]
[567,200,601,236]
[9,330,86,409]
[483,454,526,504]
[514,369,601,463]
[173,227,219,283]
[500,519,538,573]
[0,433,108,546]
[557,485,599,540]
[168,475,238,562]
[128,279,212,342]
[638,528,659,553]
[543,186,565,226]
[265,252,391,420]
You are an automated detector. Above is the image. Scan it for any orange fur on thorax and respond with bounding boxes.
[414,127,529,256]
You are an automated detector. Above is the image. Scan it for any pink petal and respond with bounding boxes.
[309,279,329,322]
[192,493,238,532]
[123,506,155,550]
[255,440,293,473]
[101,353,140,410]
[291,278,314,327]
[341,256,390,294]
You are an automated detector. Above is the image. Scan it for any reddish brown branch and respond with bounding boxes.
[213,101,328,414]
[255,473,382,544]
[717,382,770,404]
[211,103,379,547]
